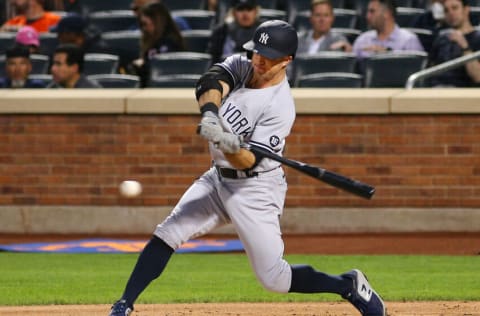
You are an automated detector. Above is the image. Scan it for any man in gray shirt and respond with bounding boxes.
[297,0,352,55]
[48,44,100,88]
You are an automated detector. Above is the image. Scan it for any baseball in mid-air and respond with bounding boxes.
[119,180,142,198]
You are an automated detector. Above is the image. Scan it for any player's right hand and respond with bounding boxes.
[197,111,223,143]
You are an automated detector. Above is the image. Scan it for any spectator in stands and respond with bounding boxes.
[130,0,190,31]
[207,0,261,63]
[15,25,41,54]
[297,0,352,55]
[0,45,45,88]
[206,0,218,12]
[410,0,448,52]
[352,0,425,59]
[53,13,109,54]
[48,44,101,88]
[428,0,480,87]
[131,1,186,87]
[0,0,61,33]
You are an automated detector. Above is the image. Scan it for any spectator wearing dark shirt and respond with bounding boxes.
[130,0,190,31]
[0,45,45,88]
[429,0,480,87]
[132,2,186,87]
[410,0,449,52]
[207,0,261,63]
[48,44,101,88]
[53,13,109,54]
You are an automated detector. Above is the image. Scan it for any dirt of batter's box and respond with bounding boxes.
[0,302,479,316]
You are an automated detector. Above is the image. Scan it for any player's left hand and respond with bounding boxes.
[215,133,243,154]
[198,111,223,143]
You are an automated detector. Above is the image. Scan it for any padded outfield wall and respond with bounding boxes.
[0,88,479,234]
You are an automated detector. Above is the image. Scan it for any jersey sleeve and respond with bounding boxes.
[216,54,252,90]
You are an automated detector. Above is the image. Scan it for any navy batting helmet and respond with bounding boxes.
[243,20,298,59]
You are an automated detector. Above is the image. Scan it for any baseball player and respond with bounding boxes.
[108,20,386,316]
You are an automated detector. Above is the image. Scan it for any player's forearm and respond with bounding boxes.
[197,81,231,109]
[198,89,222,108]
[224,148,256,170]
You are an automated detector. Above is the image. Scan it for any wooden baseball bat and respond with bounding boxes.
[249,144,375,199]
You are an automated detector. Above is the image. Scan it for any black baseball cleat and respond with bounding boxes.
[108,299,133,316]
[341,269,387,316]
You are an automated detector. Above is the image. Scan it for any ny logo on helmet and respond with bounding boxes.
[258,32,269,45]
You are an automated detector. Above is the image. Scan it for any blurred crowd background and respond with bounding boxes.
[0,0,479,89]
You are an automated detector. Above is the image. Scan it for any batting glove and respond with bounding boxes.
[198,111,223,143]
[216,133,243,154]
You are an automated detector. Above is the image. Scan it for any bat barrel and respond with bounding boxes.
[322,170,375,199]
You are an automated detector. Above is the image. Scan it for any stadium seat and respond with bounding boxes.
[292,51,357,86]
[148,74,201,88]
[84,53,120,75]
[256,0,280,9]
[30,54,50,74]
[296,72,363,88]
[171,10,215,30]
[149,52,212,80]
[287,0,312,24]
[259,9,288,22]
[182,29,212,53]
[291,11,310,33]
[470,6,480,25]
[28,74,53,86]
[102,30,141,69]
[396,0,416,7]
[0,33,16,55]
[88,10,137,33]
[396,7,426,27]
[162,0,206,11]
[38,32,59,58]
[363,51,428,88]
[0,55,5,77]
[332,8,358,29]
[87,74,140,88]
[79,0,131,15]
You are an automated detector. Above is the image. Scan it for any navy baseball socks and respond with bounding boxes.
[289,265,386,316]
[109,235,174,316]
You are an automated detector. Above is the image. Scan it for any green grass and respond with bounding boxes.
[0,253,479,305]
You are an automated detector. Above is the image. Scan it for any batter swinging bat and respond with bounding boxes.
[248,144,375,199]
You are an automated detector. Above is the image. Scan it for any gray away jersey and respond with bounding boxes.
[211,54,296,171]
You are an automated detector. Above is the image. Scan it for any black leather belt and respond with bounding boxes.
[215,166,258,179]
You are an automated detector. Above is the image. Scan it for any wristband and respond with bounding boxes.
[200,102,219,116]
[462,46,471,52]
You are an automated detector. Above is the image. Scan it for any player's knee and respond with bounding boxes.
[255,265,291,293]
